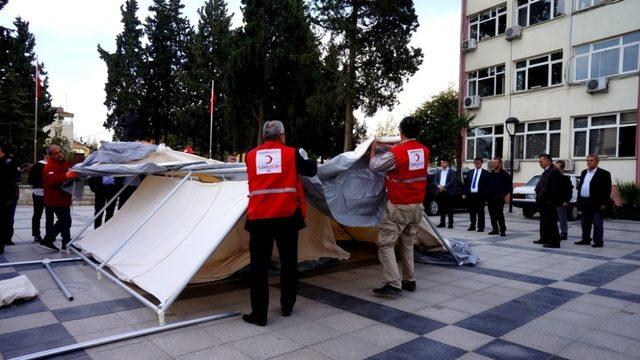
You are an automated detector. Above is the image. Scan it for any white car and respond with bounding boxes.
[511,174,580,220]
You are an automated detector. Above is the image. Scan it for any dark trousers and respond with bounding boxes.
[94,186,118,229]
[467,193,485,230]
[581,207,604,245]
[0,200,11,251]
[539,203,560,245]
[117,186,136,209]
[437,192,454,225]
[8,200,17,240]
[487,198,506,233]
[44,206,72,244]
[32,194,54,237]
[248,227,299,321]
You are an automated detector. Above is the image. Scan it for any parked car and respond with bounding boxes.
[423,167,468,216]
[511,174,580,220]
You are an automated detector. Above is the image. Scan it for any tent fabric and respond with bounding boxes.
[0,275,38,306]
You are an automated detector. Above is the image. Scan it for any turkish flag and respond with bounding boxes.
[35,62,42,99]
[209,87,216,115]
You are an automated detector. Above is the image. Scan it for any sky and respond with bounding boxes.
[0,0,461,144]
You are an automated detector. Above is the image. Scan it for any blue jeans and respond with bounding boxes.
[557,206,567,236]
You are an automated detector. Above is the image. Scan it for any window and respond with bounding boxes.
[468,5,507,42]
[466,125,504,160]
[514,120,561,159]
[515,51,563,91]
[573,112,637,158]
[468,65,505,97]
[576,0,605,11]
[574,32,640,81]
[517,0,564,27]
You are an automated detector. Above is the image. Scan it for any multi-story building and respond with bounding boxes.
[459,0,640,185]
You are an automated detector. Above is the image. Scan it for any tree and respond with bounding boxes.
[312,0,423,151]
[375,115,398,137]
[98,0,145,140]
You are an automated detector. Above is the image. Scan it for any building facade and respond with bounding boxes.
[459,0,640,184]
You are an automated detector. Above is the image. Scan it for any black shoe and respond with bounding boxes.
[477,228,484,232]
[34,236,43,243]
[533,239,547,244]
[488,230,499,235]
[560,234,567,240]
[37,241,59,252]
[543,243,560,248]
[592,243,603,248]
[574,240,591,245]
[282,307,292,317]
[373,284,401,297]
[5,240,15,245]
[500,232,506,237]
[401,280,416,292]
[61,240,70,251]
[242,313,266,326]
[467,226,476,231]
[448,224,454,229]
[437,223,445,228]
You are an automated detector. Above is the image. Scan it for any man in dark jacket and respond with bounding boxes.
[533,154,562,248]
[40,145,77,251]
[28,148,54,242]
[0,142,19,253]
[487,157,512,236]
[434,159,456,228]
[575,155,611,248]
[555,160,573,240]
[88,176,119,229]
[463,157,488,232]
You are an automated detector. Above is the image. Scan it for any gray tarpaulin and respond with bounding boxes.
[82,142,158,166]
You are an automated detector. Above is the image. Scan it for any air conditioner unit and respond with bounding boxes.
[586,77,608,93]
[504,159,520,171]
[461,38,477,53]
[463,95,481,109]
[505,25,522,41]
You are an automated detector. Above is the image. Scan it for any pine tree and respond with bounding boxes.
[312,0,423,151]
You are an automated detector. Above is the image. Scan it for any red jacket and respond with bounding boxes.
[246,141,306,220]
[385,140,430,205]
[43,158,72,207]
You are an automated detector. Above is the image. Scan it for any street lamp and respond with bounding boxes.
[505,117,520,213]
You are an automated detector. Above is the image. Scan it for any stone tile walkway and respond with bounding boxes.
[1,206,639,359]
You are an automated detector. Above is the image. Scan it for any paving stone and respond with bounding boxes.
[62,313,129,337]
[175,344,252,360]
[275,321,342,346]
[501,327,574,354]
[476,339,557,360]
[578,330,640,357]
[523,317,591,340]
[149,327,223,357]
[559,342,636,360]
[201,318,270,342]
[425,325,494,351]
[231,332,303,360]
[86,339,171,360]
[415,306,473,324]
[367,337,466,360]
[454,353,493,360]
[0,311,57,335]
[350,323,418,348]
[549,280,597,293]
[315,312,376,333]
[270,348,331,360]
[310,334,384,360]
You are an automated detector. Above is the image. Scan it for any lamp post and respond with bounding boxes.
[505,117,520,213]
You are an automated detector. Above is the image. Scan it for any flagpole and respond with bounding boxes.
[34,61,38,163]
[209,80,214,159]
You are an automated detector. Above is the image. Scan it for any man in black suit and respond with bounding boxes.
[575,155,611,248]
[434,159,456,228]
[463,157,488,232]
[555,160,573,240]
[487,157,511,236]
[533,154,562,248]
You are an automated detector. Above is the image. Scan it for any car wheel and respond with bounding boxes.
[426,200,438,216]
[522,208,536,218]
[567,205,579,221]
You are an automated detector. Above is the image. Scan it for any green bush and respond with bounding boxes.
[613,181,640,220]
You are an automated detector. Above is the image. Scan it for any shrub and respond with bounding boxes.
[613,181,640,220]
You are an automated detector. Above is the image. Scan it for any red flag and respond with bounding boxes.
[209,86,216,115]
[35,62,42,99]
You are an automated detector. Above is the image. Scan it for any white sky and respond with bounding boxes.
[0,0,460,144]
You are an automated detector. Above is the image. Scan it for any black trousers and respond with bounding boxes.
[8,200,16,240]
[94,185,118,229]
[437,192,454,225]
[487,198,506,233]
[581,206,604,245]
[44,206,72,244]
[248,226,299,321]
[0,200,11,251]
[539,203,560,245]
[117,186,136,209]
[467,193,485,230]
[32,194,54,237]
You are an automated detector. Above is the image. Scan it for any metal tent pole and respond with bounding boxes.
[42,259,73,301]
[422,213,464,266]
[0,257,81,268]
[9,311,239,360]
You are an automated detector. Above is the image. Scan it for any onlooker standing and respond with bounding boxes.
[575,155,611,248]
[533,154,562,248]
[0,142,19,253]
[88,176,118,229]
[434,159,456,228]
[555,160,573,240]
[117,176,141,209]
[40,145,77,251]
[28,148,54,242]
[463,157,488,232]
[487,157,511,236]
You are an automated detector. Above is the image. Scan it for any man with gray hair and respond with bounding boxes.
[575,154,611,248]
[243,120,317,326]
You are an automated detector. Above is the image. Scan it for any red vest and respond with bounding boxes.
[385,140,430,205]
[246,141,306,220]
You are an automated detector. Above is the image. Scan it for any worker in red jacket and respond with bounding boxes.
[39,145,76,251]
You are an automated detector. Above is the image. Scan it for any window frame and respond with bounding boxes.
[467,64,506,98]
[573,31,640,81]
[575,0,604,11]
[514,119,562,160]
[468,4,507,42]
[515,51,563,92]
[517,0,563,28]
[466,125,504,160]
[572,111,637,158]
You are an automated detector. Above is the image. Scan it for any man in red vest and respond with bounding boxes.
[243,120,317,326]
[369,116,430,296]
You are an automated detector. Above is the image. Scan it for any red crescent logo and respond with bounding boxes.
[265,155,273,164]
[414,153,420,161]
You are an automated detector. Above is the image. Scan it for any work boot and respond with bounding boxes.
[574,240,591,245]
[242,313,267,326]
[437,223,445,228]
[401,280,416,292]
[488,230,499,235]
[373,284,401,297]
